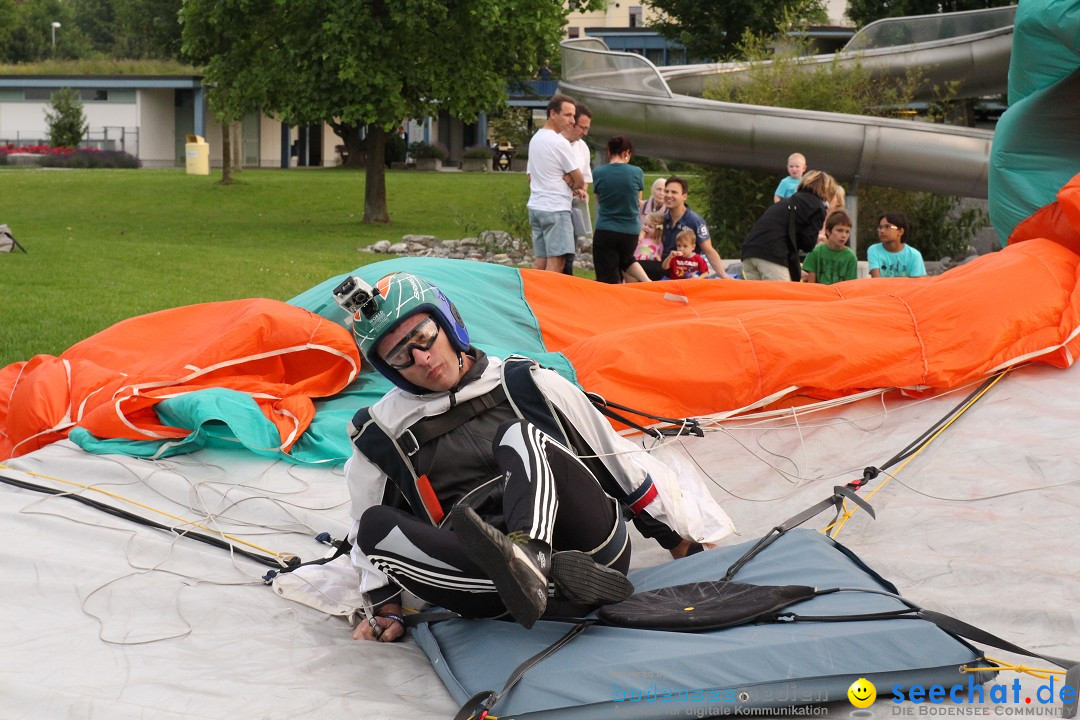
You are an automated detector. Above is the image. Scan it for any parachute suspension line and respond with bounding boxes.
[586,392,703,438]
[785,400,810,485]
[825,368,1012,538]
[0,462,297,568]
[971,658,1068,681]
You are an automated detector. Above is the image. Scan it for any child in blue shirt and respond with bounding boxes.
[868,212,927,278]
[773,152,806,203]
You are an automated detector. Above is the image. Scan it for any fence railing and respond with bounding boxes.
[1,126,139,156]
[845,4,1016,51]
[561,37,672,98]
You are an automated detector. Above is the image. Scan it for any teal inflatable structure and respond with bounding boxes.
[988,0,1080,244]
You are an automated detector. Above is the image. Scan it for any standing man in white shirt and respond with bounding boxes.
[527,94,584,273]
[561,104,593,275]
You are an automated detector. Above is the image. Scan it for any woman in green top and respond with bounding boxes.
[591,136,649,284]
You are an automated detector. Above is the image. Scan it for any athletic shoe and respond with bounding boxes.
[452,506,636,628]
[551,550,634,606]
[452,506,550,628]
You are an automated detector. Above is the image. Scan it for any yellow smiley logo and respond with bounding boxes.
[847,678,877,708]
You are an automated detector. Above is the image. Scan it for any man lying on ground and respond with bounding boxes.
[333,271,732,642]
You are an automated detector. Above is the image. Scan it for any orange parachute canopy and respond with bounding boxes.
[0,299,360,459]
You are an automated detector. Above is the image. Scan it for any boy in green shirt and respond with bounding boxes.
[803,210,857,285]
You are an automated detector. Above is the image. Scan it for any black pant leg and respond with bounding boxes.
[357,419,633,618]
[562,252,575,275]
[638,258,664,280]
[494,419,629,573]
[592,228,622,283]
[357,505,506,618]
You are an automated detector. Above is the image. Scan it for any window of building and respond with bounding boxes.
[24,88,110,102]
[567,26,580,39]
[629,6,643,28]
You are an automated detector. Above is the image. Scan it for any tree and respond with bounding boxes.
[488,107,534,149]
[645,0,828,61]
[116,0,184,59]
[846,0,1015,28]
[72,0,182,59]
[0,1,16,59]
[181,0,605,223]
[181,1,274,185]
[45,87,88,148]
[2,0,90,63]
[72,0,117,56]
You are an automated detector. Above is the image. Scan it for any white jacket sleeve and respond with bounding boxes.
[343,450,393,595]
[533,368,735,545]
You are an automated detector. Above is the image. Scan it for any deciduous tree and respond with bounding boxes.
[76,0,183,60]
[181,0,604,223]
[645,0,828,61]
[2,0,90,63]
[181,1,275,185]
[0,1,16,59]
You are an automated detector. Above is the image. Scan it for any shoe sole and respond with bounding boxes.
[452,506,547,629]
[551,551,635,606]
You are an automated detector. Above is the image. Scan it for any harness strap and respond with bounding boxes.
[0,470,294,570]
[722,485,875,581]
[590,400,664,439]
[262,532,350,583]
[915,609,1079,683]
[452,620,595,720]
[779,605,1079,716]
[784,201,805,282]
[786,201,798,253]
[400,385,508,456]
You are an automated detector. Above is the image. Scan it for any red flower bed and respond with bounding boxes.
[0,144,101,156]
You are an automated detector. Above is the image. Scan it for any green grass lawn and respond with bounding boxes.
[0,167,534,366]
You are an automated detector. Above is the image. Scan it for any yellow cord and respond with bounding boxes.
[964,657,1067,681]
[0,461,296,565]
[824,368,1011,538]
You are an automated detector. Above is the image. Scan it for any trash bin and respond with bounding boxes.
[185,134,210,175]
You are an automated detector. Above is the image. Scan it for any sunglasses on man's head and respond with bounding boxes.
[878,223,899,231]
[381,317,441,369]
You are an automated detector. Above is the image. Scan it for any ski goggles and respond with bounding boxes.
[382,316,441,369]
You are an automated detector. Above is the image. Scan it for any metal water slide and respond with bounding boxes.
[559,6,1016,199]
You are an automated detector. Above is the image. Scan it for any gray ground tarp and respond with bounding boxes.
[2,362,1078,719]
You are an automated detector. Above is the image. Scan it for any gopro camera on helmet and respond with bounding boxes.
[332,276,381,318]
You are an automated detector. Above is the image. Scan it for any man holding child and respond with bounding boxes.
[639,176,731,281]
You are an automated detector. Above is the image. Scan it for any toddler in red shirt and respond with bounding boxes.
[662,229,709,279]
